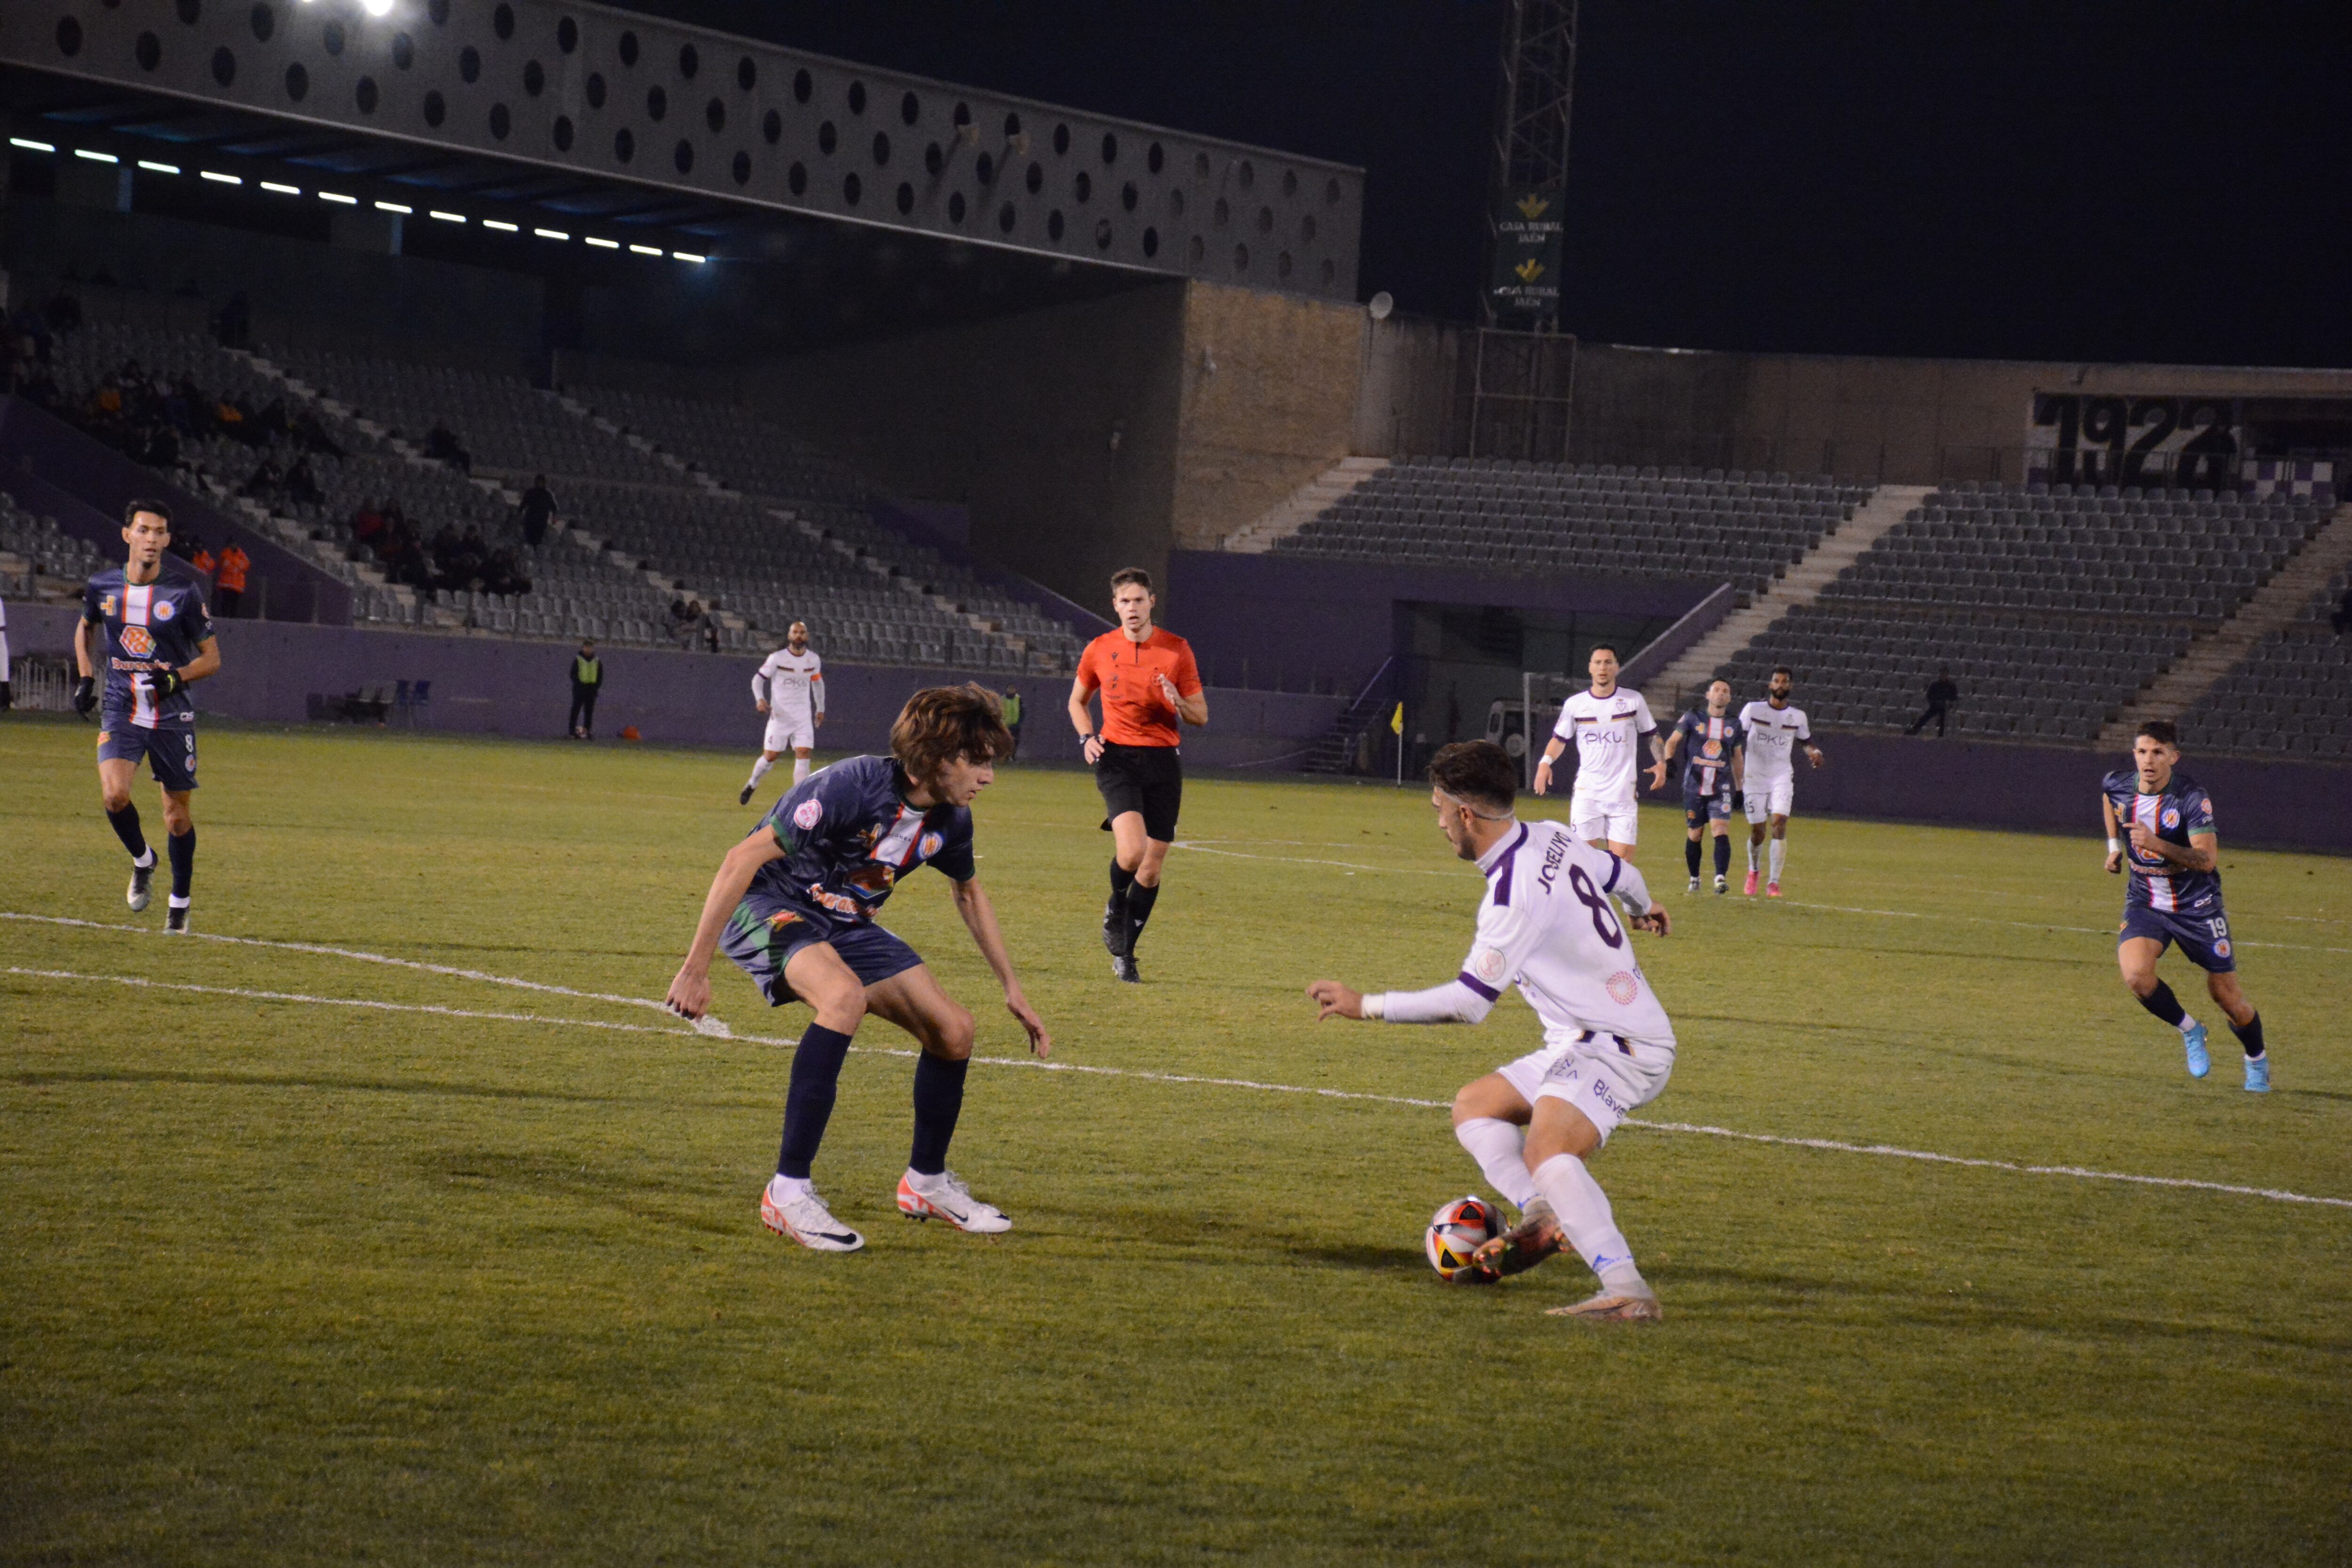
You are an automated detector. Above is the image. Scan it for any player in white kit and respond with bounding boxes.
[1307,740,1677,1323]
[739,622,826,804]
[1736,666,1824,898]
[1530,644,1664,860]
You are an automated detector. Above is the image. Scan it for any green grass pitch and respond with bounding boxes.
[3,715,2347,1565]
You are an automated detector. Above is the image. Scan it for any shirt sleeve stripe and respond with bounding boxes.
[1457,971,1500,1002]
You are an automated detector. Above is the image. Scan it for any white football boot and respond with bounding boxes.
[759,1179,865,1252]
[1547,1283,1663,1322]
[896,1169,1012,1233]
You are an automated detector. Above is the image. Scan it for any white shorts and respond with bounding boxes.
[763,714,815,752]
[1743,777,1794,823]
[1496,1030,1674,1147]
[1569,795,1638,845]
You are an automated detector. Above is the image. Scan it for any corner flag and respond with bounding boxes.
[1390,702,1404,735]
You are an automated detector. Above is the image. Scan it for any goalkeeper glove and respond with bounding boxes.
[150,668,185,702]
[1731,788,1744,812]
[72,677,98,717]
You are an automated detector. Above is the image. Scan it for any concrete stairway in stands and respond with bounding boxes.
[2098,501,2352,745]
[1223,456,1390,553]
[1647,483,1930,707]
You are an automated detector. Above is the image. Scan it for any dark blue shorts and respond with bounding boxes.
[721,899,924,1006]
[2119,902,2235,973]
[98,718,199,792]
[1683,779,1732,829]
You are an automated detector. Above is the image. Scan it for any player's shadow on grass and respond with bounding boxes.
[14,1067,630,1106]
[1283,1239,1424,1275]
[417,1148,741,1237]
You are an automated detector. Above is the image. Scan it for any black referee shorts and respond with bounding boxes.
[1096,740,1184,842]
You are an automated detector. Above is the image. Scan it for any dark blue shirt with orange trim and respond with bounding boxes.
[745,755,977,936]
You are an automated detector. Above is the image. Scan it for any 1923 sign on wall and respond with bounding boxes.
[2028,393,2241,487]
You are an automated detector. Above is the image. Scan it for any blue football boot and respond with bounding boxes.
[2182,1021,2210,1079]
[2244,1053,2270,1094]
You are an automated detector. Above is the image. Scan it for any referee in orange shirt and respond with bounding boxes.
[1069,567,1208,983]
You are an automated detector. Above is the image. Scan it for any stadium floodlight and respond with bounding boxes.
[8,138,56,153]
[1367,291,1395,320]
[360,0,394,15]
[200,171,242,184]
[428,210,466,223]
[628,244,662,256]
[138,160,181,175]
[74,149,120,164]
[260,181,301,195]
[533,227,570,240]
[673,252,707,263]
[482,219,518,232]
[318,190,357,204]
[584,236,620,249]
[374,200,412,213]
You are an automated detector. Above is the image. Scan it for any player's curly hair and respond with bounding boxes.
[1428,740,1518,815]
[892,683,1014,782]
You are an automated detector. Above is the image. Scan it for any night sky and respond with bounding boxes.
[619,1,2352,368]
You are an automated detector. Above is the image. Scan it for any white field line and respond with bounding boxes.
[7,961,2346,1214]
[1168,845,2352,954]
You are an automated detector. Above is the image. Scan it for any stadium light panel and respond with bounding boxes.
[360,0,394,14]
[374,200,412,214]
[482,219,519,232]
[318,191,357,204]
[673,252,707,263]
[74,149,120,164]
[429,211,466,223]
[628,244,662,256]
[261,182,301,196]
[533,228,570,240]
[200,171,241,184]
[8,138,56,153]
[585,236,620,249]
[138,160,181,175]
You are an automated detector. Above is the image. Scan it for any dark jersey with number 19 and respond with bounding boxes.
[82,568,214,728]
[1674,710,1744,799]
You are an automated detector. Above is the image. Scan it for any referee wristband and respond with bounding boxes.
[2107,837,2122,854]
[1360,993,1386,1020]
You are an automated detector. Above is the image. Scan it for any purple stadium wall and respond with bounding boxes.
[1,605,1336,767]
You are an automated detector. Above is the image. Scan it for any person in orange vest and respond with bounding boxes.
[188,541,216,580]
[213,541,250,619]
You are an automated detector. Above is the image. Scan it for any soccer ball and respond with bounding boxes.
[1424,1194,1504,1283]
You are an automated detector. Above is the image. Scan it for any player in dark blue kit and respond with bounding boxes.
[1657,677,1745,895]
[664,685,1051,1252]
[2101,720,2270,1092]
[72,501,222,933]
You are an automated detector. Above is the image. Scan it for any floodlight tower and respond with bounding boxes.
[1483,0,1577,331]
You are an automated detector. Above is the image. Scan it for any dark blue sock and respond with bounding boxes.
[776,1024,854,1178]
[1684,837,1702,878]
[2230,1012,2265,1060]
[167,828,195,901]
[107,803,149,861]
[908,1052,970,1176]
[2136,980,2186,1028]
[1713,834,1731,876]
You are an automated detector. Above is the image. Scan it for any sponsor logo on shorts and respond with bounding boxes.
[792,798,824,830]
[1605,971,1639,1006]
[1587,1076,1629,1116]
[96,731,111,744]
[2214,939,2232,958]
[918,831,944,860]
[120,627,156,657]
[1473,947,1509,984]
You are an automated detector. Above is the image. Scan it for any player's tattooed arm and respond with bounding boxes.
[2129,825,2218,874]
[1644,729,1672,791]
[2101,795,2124,873]
[664,831,787,1020]
[949,876,1051,1058]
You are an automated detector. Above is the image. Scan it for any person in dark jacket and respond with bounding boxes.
[1907,669,1959,737]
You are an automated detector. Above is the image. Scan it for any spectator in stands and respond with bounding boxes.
[352,499,386,547]
[189,541,217,581]
[568,639,603,739]
[482,547,530,597]
[516,474,558,548]
[284,455,325,508]
[2333,586,2352,637]
[1908,669,1960,737]
[214,540,250,619]
[425,420,472,475]
[214,291,252,350]
[290,408,346,458]
[240,456,286,501]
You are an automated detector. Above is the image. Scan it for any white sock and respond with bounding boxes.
[134,848,157,868]
[2178,1013,2202,1035]
[1746,840,1760,873]
[1769,839,1786,883]
[167,895,191,910]
[1455,1117,1539,1210]
[768,1173,811,1202]
[747,755,774,788]
[791,756,810,785]
[1530,1152,1646,1294]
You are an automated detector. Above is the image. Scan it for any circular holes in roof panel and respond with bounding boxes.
[585,72,604,107]
[210,44,236,84]
[458,44,478,81]
[617,30,638,66]
[901,90,920,126]
[706,97,724,132]
[557,16,577,53]
[738,56,755,91]
[613,126,634,161]
[493,3,513,41]
[283,60,307,98]
[677,42,697,77]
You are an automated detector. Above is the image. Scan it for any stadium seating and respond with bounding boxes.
[1713,481,2332,744]
[0,490,105,592]
[1270,456,1873,596]
[2178,566,2352,762]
